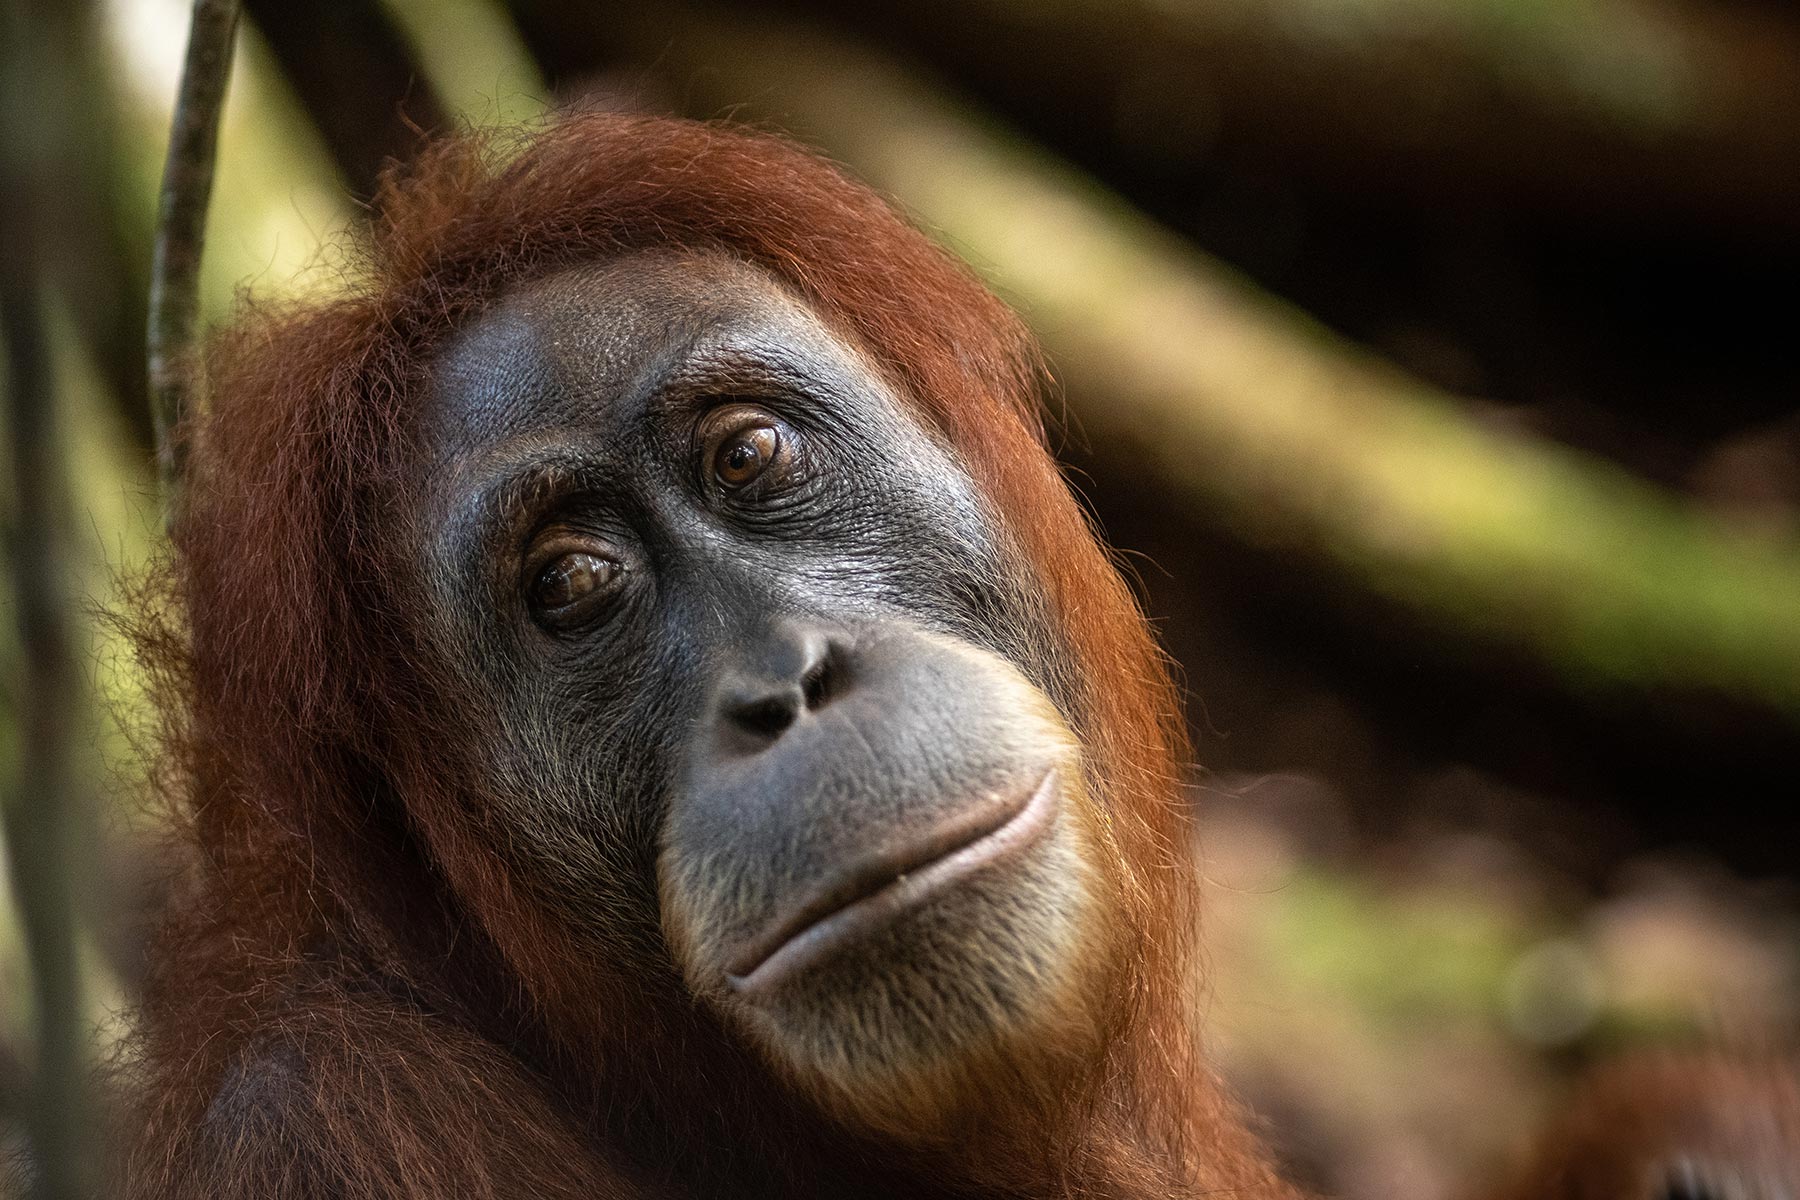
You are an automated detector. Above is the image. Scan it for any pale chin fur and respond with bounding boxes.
[688,766,1114,1137]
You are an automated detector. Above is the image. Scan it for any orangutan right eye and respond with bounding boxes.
[525,544,623,630]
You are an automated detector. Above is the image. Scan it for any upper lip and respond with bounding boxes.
[725,768,1061,993]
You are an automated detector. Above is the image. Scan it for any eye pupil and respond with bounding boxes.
[715,425,778,487]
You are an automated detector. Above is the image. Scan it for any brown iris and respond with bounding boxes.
[529,549,620,626]
[701,405,786,491]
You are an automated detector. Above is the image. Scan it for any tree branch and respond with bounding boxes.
[1,2,99,1194]
[147,0,240,508]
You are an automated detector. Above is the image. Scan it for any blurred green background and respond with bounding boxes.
[2,0,1798,1196]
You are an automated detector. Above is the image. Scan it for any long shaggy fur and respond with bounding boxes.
[120,114,1293,1199]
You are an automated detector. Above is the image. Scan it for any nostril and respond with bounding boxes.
[726,691,801,740]
[717,628,852,747]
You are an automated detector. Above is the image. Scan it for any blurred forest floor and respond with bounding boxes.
[4,1,1800,1198]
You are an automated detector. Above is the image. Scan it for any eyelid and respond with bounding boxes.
[694,397,783,430]
[521,535,629,633]
[472,460,608,568]
[521,527,617,581]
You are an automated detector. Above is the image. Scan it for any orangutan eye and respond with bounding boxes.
[527,548,622,628]
[699,405,791,493]
[716,425,779,488]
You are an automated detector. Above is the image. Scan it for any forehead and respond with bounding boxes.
[420,249,848,461]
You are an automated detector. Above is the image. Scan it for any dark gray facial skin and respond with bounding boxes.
[412,250,1113,1133]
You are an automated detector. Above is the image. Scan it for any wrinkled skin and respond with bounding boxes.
[412,250,1123,1134]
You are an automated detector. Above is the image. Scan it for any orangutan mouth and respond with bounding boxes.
[726,769,1062,995]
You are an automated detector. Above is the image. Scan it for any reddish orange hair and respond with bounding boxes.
[123,114,1285,1199]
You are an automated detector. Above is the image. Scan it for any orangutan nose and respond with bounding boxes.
[715,622,848,747]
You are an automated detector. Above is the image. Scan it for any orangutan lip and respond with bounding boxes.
[726,769,1060,995]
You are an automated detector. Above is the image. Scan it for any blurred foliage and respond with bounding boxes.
[1153,0,1702,127]
[595,3,1800,716]
[381,0,546,125]
[1,310,149,1047]
[1197,783,1799,1196]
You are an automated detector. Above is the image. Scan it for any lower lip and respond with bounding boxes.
[726,770,1062,997]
